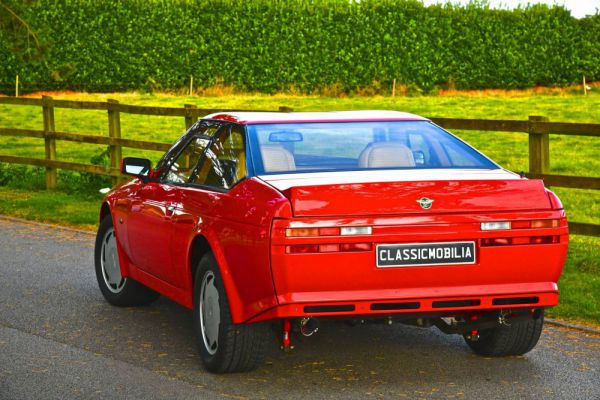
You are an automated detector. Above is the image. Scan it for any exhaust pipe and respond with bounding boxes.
[299,317,319,337]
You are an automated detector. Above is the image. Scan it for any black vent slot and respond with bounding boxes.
[492,297,539,306]
[304,305,355,313]
[370,302,420,311]
[432,299,480,308]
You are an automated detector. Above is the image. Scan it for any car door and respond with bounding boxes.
[126,123,219,285]
[170,124,248,288]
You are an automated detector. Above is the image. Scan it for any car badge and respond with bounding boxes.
[417,197,434,210]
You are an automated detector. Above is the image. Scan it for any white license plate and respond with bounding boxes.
[376,241,476,268]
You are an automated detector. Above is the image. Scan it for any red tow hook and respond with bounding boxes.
[468,315,480,341]
[281,318,293,351]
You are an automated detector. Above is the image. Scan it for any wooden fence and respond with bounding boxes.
[0,96,598,237]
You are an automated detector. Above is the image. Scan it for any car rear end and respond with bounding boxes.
[243,113,567,355]
[255,172,567,323]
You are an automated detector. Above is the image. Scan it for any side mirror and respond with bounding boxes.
[121,157,152,181]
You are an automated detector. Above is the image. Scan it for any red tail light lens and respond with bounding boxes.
[481,235,559,247]
[318,244,340,253]
[510,220,530,229]
[531,235,559,244]
[481,237,512,246]
[286,243,372,254]
[340,243,373,252]
[286,244,320,254]
[319,227,341,236]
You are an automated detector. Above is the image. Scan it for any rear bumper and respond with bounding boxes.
[246,283,558,322]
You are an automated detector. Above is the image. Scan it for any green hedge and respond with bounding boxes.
[1,0,599,93]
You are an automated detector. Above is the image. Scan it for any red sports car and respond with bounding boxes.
[95,111,568,373]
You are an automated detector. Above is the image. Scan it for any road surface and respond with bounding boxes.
[0,217,598,399]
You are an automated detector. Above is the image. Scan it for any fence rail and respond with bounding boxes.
[0,96,598,236]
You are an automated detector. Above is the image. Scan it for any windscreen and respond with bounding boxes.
[248,121,497,175]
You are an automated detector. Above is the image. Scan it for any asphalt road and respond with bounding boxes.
[0,217,599,400]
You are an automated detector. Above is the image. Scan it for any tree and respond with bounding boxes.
[0,0,45,61]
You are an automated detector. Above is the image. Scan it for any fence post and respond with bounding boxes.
[528,116,550,175]
[107,99,122,186]
[42,95,57,189]
[184,104,197,130]
[279,106,293,112]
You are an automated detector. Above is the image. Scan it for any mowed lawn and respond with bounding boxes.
[0,91,598,324]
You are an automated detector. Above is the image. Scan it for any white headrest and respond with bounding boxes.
[260,145,296,172]
[358,142,415,168]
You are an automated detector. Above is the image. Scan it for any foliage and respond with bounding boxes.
[0,148,111,196]
[1,0,599,94]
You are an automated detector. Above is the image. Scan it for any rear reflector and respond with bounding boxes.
[286,243,372,254]
[340,243,372,252]
[286,244,319,253]
[481,235,559,246]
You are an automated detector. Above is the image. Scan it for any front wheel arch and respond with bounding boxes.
[99,202,111,224]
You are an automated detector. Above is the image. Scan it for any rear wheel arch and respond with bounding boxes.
[188,234,244,321]
[190,234,212,285]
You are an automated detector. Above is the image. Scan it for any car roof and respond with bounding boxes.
[202,110,429,125]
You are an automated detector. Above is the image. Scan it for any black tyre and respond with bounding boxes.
[464,310,544,356]
[95,215,159,307]
[193,253,269,373]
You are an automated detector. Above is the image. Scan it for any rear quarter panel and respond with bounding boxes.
[177,178,291,322]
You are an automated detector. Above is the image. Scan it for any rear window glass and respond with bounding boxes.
[247,121,497,175]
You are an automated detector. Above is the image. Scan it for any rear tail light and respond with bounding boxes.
[286,243,372,254]
[481,221,511,231]
[286,244,320,254]
[480,219,559,231]
[285,227,341,237]
[340,226,372,235]
[481,235,559,246]
[340,243,373,252]
[285,226,371,237]
[530,219,560,228]
[286,228,321,237]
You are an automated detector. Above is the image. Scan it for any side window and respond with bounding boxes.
[163,137,210,184]
[155,122,219,172]
[191,125,246,190]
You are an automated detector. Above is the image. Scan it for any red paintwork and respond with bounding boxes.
[282,179,552,217]
[102,113,568,325]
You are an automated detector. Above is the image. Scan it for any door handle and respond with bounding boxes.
[165,203,176,219]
